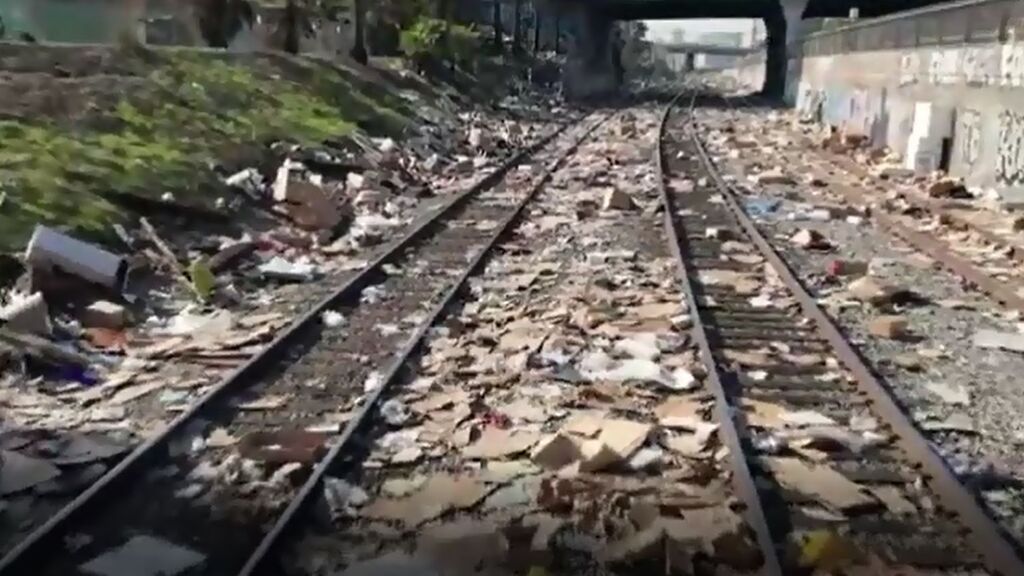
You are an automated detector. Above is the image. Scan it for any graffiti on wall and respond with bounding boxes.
[997,109,1024,185]
[899,53,919,86]
[928,49,961,85]
[1002,43,1024,87]
[796,83,824,122]
[962,47,1000,86]
[847,89,872,137]
[959,109,982,167]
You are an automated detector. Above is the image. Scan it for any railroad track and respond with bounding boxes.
[0,112,610,576]
[659,90,1024,575]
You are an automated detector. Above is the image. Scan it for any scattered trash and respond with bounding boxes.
[259,257,317,282]
[973,329,1024,354]
[322,310,346,328]
[380,399,410,426]
[745,198,780,217]
[324,476,369,520]
[867,315,910,340]
[26,225,127,290]
[790,229,831,250]
[0,292,52,335]
[79,535,205,576]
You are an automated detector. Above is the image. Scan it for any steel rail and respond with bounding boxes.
[818,157,1024,311]
[688,89,1024,576]
[240,112,612,575]
[0,117,579,575]
[656,89,785,576]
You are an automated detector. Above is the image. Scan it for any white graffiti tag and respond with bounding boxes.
[997,109,1024,185]
[960,109,982,167]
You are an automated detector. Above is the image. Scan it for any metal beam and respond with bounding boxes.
[565,0,950,21]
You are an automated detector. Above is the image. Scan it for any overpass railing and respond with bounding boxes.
[802,0,1024,57]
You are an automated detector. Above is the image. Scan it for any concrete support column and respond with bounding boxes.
[684,52,695,73]
[562,4,619,101]
[762,0,807,99]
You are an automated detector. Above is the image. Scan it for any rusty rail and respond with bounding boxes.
[657,90,785,576]
[669,89,1024,576]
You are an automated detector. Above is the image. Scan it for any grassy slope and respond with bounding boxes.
[0,44,436,252]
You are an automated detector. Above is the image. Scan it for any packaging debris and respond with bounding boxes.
[79,535,205,576]
[0,292,52,335]
[26,225,127,290]
[867,315,910,340]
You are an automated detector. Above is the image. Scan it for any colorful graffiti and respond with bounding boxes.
[997,109,1024,185]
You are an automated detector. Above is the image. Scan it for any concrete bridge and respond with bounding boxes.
[551,0,954,100]
[659,42,758,57]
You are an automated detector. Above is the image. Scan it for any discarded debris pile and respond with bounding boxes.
[286,109,768,575]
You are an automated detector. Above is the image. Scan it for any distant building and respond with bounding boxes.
[697,30,743,69]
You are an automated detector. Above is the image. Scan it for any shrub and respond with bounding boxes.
[399,17,480,71]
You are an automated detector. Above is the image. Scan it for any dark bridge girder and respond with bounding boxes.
[554,0,951,101]
[585,0,947,20]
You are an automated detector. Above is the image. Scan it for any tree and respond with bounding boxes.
[512,0,522,54]
[532,8,540,53]
[491,0,502,52]
[351,0,367,63]
[191,0,255,48]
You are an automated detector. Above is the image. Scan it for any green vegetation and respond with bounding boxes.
[0,48,413,251]
[399,17,480,72]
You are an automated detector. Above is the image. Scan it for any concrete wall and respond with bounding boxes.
[727,0,1024,193]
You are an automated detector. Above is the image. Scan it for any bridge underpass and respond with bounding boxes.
[551,0,954,100]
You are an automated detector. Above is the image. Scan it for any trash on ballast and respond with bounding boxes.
[380,399,410,426]
[798,530,859,572]
[362,473,489,527]
[745,198,780,217]
[0,292,52,335]
[25,225,127,290]
[237,430,327,464]
[667,368,698,391]
[81,300,128,330]
[324,476,369,520]
[925,381,970,406]
[188,260,216,302]
[705,227,733,241]
[322,310,346,328]
[790,229,831,250]
[463,428,541,460]
[601,188,637,211]
[846,276,897,306]
[826,259,868,278]
[258,257,317,282]
[1,449,62,495]
[78,534,206,576]
[275,179,344,232]
[753,169,795,186]
[363,371,383,393]
[0,326,91,367]
[531,433,582,470]
[926,178,970,199]
[868,315,910,340]
[973,329,1024,354]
